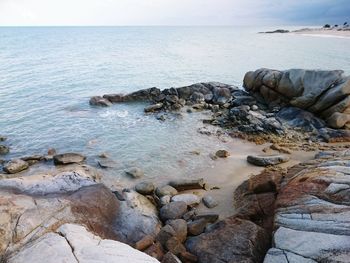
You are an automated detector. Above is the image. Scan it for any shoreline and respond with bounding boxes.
[2,68,350,262]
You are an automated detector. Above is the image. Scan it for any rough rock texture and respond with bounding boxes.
[3,159,29,174]
[264,150,350,262]
[53,153,86,165]
[92,82,237,112]
[7,224,160,263]
[0,165,121,261]
[89,96,113,107]
[244,68,350,129]
[186,217,270,263]
[113,190,162,244]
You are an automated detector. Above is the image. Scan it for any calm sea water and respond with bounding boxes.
[1,26,349,178]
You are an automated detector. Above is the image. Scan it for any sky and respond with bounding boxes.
[0,0,349,26]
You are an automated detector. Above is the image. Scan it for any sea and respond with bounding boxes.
[1,26,349,179]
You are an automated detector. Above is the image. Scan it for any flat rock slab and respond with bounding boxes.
[7,224,160,263]
[53,153,86,165]
[171,194,200,206]
[3,159,29,174]
[247,155,289,166]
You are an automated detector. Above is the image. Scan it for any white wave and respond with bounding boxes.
[99,109,129,118]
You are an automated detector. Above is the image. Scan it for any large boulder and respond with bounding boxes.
[7,224,160,263]
[264,150,350,262]
[186,217,270,263]
[244,68,350,129]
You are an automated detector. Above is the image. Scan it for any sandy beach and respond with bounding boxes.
[293,28,350,38]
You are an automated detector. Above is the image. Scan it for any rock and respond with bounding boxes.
[169,179,204,191]
[263,29,290,33]
[0,145,9,155]
[212,87,232,105]
[183,210,196,221]
[7,224,160,263]
[135,182,155,195]
[53,153,86,165]
[189,92,205,103]
[156,185,178,197]
[171,194,200,207]
[162,252,182,263]
[160,202,188,221]
[244,68,350,129]
[179,252,198,262]
[144,242,165,261]
[168,219,188,243]
[89,96,112,106]
[125,167,144,178]
[215,150,230,158]
[135,235,155,251]
[186,217,269,263]
[21,155,44,162]
[160,195,172,206]
[187,218,208,236]
[113,191,162,244]
[145,103,164,113]
[270,144,292,154]
[202,195,218,208]
[165,237,186,256]
[103,93,124,103]
[97,158,117,168]
[193,213,219,223]
[47,148,56,156]
[0,166,123,259]
[3,159,29,174]
[156,225,177,246]
[247,155,289,166]
[0,136,6,142]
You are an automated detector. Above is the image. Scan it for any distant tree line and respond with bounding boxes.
[323,22,348,28]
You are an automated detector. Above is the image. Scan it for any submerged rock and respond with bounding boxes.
[3,159,29,174]
[247,154,289,166]
[53,153,86,165]
[125,167,144,178]
[215,149,230,158]
[0,145,9,155]
[89,96,112,107]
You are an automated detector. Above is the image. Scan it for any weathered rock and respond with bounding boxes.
[145,103,164,113]
[113,190,162,244]
[97,158,117,168]
[156,225,177,246]
[186,217,270,263]
[135,182,155,195]
[0,145,9,155]
[247,154,289,166]
[160,195,172,206]
[135,235,155,251]
[125,167,144,178]
[202,195,218,208]
[171,194,200,206]
[212,87,232,105]
[168,219,188,243]
[89,96,112,106]
[7,224,160,263]
[102,93,124,103]
[187,218,208,236]
[193,213,219,223]
[144,242,165,261]
[169,179,204,191]
[3,159,29,174]
[165,237,186,256]
[264,150,350,262]
[162,252,182,263]
[215,149,230,158]
[156,185,178,197]
[53,153,86,165]
[179,251,198,263]
[160,202,188,221]
[244,68,350,129]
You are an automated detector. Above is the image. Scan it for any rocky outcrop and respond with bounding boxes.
[263,150,350,262]
[7,223,159,263]
[0,165,161,261]
[244,68,350,129]
[91,82,237,112]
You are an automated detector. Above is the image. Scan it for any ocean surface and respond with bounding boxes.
[1,26,350,179]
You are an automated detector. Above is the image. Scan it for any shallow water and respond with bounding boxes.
[1,26,349,178]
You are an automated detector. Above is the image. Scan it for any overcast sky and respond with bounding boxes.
[0,0,349,26]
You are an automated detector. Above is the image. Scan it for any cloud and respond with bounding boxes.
[0,0,348,26]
